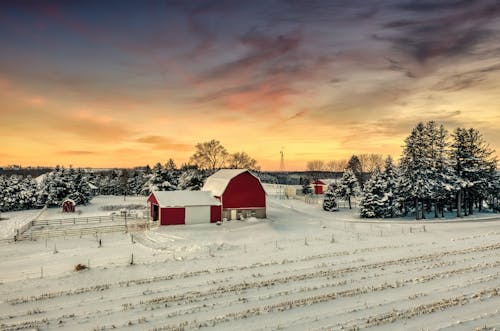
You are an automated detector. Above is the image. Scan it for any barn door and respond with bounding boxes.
[152,205,159,221]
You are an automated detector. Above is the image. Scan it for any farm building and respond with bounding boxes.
[61,199,76,213]
[312,179,336,195]
[202,169,266,220]
[147,191,221,226]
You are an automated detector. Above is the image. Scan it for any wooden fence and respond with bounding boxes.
[13,214,153,241]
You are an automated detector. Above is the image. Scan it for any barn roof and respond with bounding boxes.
[150,191,221,208]
[202,169,259,196]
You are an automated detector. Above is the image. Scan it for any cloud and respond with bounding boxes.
[433,63,500,91]
[379,1,500,63]
[58,150,95,155]
[200,30,302,82]
[136,135,191,151]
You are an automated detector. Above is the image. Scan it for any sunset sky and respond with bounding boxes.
[1,0,499,170]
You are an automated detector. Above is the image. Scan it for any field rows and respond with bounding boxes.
[1,241,499,331]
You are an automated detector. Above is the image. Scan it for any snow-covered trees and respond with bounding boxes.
[451,127,497,216]
[177,167,205,191]
[141,162,177,195]
[37,167,93,207]
[301,178,313,195]
[0,175,38,212]
[322,182,338,211]
[360,122,498,220]
[337,169,360,209]
[360,168,386,218]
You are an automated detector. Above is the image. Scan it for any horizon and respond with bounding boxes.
[1,1,500,170]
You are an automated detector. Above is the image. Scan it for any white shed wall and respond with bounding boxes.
[185,206,210,225]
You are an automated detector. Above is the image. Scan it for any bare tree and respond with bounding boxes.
[326,159,347,172]
[228,152,260,170]
[189,140,228,170]
[358,153,384,173]
[306,160,325,172]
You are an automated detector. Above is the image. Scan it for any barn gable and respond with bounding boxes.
[202,169,250,197]
[202,169,266,219]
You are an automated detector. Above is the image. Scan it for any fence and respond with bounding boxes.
[15,214,153,241]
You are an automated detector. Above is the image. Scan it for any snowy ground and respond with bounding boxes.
[0,197,499,330]
[0,196,149,240]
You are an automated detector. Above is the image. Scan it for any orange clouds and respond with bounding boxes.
[136,136,191,151]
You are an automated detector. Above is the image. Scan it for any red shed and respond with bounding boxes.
[62,199,76,213]
[312,179,326,194]
[147,191,221,226]
[312,179,336,195]
[202,169,266,220]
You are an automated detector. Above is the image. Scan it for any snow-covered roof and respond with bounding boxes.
[34,173,47,185]
[88,182,98,190]
[202,169,254,196]
[316,179,336,185]
[150,191,221,208]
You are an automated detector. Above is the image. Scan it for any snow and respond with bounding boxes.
[0,196,499,330]
[150,190,221,207]
[0,209,41,239]
[202,168,254,196]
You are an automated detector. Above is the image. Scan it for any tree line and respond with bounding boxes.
[0,140,263,212]
[322,122,499,219]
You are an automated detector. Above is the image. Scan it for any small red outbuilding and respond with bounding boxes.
[148,191,221,226]
[62,199,76,213]
[202,169,266,220]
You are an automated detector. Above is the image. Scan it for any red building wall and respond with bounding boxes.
[148,194,159,218]
[314,185,323,194]
[210,205,222,223]
[160,207,185,225]
[221,172,266,209]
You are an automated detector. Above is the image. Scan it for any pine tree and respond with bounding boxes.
[141,162,176,195]
[322,182,338,211]
[360,168,386,218]
[451,128,497,216]
[346,155,364,188]
[381,156,397,217]
[301,177,313,195]
[177,168,204,190]
[337,169,360,209]
[0,175,6,211]
[399,122,435,219]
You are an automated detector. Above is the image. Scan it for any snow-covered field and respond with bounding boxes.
[0,197,499,330]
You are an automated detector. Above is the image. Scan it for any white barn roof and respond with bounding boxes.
[202,169,253,196]
[151,191,221,208]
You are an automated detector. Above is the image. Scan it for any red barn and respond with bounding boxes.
[147,191,221,226]
[62,199,76,213]
[202,169,266,220]
[312,180,325,194]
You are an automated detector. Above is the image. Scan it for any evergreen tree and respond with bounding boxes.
[381,156,397,217]
[360,167,386,218]
[0,175,6,211]
[177,168,204,190]
[399,122,435,219]
[141,162,176,195]
[322,182,338,211]
[337,169,360,209]
[301,177,313,195]
[346,155,364,188]
[451,128,497,216]
[67,169,92,205]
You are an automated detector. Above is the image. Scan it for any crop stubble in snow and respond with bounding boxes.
[0,198,499,330]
